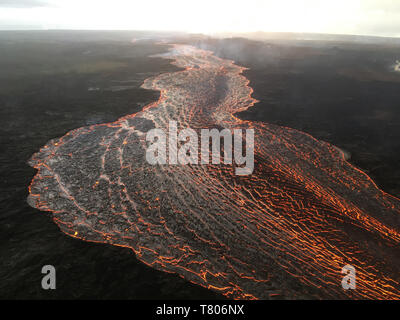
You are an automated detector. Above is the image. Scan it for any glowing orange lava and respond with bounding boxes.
[28,44,400,299]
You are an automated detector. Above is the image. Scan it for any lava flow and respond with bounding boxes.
[28,44,400,300]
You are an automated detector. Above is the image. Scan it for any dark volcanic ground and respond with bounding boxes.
[198,37,400,198]
[1,31,400,299]
[0,31,222,299]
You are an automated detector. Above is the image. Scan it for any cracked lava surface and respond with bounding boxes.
[28,44,400,299]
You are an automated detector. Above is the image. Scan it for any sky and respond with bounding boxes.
[0,0,400,37]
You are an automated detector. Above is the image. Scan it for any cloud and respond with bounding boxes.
[362,0,400,12]
[0,0,51,8]
[0,0,399,37]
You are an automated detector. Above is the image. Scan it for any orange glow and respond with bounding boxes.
[28,44,400,300]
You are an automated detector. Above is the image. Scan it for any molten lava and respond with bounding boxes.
[28,44,400,299]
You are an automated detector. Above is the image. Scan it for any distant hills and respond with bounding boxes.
[216,31,400,45]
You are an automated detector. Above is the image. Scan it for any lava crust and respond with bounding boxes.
[28,45,400,299]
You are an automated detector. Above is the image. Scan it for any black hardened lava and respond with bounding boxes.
[28,45,400,299]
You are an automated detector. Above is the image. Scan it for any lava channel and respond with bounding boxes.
[28,44,400,300]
